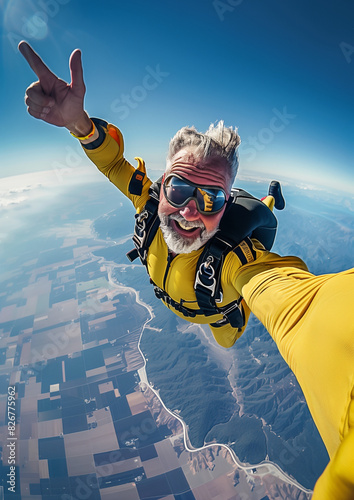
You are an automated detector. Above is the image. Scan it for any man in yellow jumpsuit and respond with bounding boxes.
[19,41,354,499]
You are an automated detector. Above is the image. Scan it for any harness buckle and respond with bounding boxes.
[194,256,217,297]
[137,210,149,222]
[132,210,150,261]
[215,291,223,303]
[135,210,148,237]
[221,299,245,328]
[222,300,241,316]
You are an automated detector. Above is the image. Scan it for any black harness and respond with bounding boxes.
[127,179,277,330]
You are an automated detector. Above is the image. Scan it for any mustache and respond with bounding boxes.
[168,213,206,230]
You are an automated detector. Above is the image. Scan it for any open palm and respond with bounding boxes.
[19,41,86,129]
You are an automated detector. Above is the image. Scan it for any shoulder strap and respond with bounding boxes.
[194,188,278,327]
[194,235,256,329]
[126,178,161,265]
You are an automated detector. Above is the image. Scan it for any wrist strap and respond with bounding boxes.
[70,120,95,140]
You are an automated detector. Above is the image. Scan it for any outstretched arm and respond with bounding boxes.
[20,41,152,209]
[19,41,97,142]
[238,262,354,498]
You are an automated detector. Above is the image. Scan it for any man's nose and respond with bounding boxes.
[179,200,200,220]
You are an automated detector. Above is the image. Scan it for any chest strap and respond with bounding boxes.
[152,281,244,328]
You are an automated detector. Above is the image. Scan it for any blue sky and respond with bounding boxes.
[1,0,353,192]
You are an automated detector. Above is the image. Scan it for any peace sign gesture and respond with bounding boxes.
[19,41,92,136]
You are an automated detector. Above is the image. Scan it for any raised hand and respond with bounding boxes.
[19,41,92,135]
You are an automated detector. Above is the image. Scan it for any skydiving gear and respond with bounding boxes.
[127,178,280,329]
[163,174,227,214]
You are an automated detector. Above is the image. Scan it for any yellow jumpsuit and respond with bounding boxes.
[82,120,354,499]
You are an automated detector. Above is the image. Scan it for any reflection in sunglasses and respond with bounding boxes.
[197,188,213,212]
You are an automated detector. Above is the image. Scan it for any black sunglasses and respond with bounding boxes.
[163,174,227,215]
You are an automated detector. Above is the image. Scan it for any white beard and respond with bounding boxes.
[159,213,219,254]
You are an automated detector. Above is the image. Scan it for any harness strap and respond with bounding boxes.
[233,238,257,265]
[127,177,276,330]
[193,236,255,328]
[152,282,244,327]
[194,237,231,314]
[152,285,198,318]
[210,297,245,329]
[126,184,160,265]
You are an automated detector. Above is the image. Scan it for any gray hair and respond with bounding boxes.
[166,120,241,187]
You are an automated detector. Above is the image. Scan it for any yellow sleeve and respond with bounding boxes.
[238,259,354,457]
[82,122,152,212]
[233,246,308,296]
[212,240,306,348]
[232,247,354,499]
[312,428,354,500]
